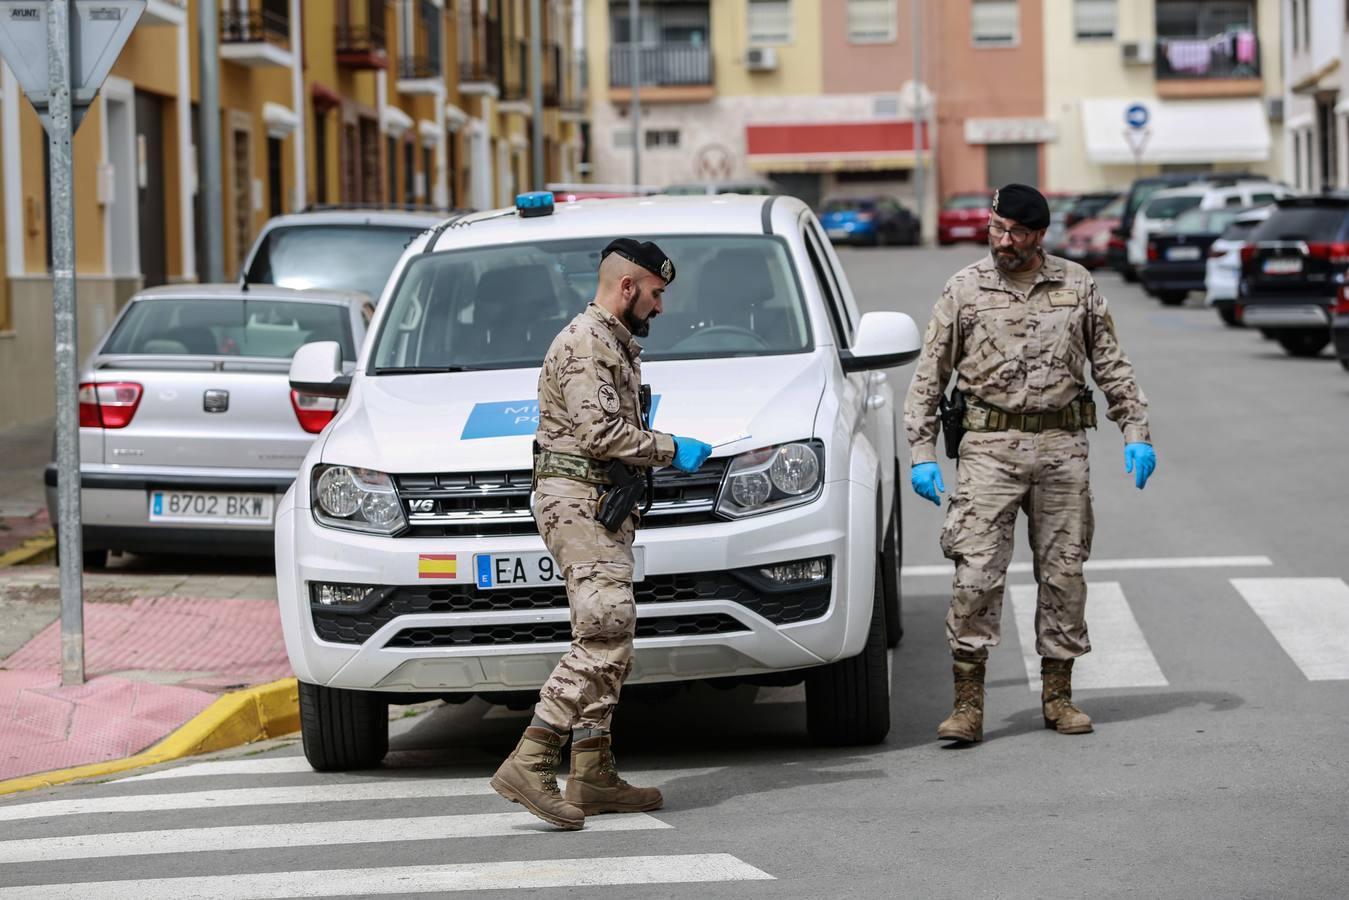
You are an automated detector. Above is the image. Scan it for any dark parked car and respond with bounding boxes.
[1064,191,1121,228]
[1332,284,1349,371]
[1140,207,1245,306]
[938,192,991,245]
[819,196,920,246]
[1239,195,1349,357]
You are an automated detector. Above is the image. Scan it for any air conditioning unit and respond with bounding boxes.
[745,46,778,72]
[1121,41,1155,66]
[1266,97,1285,123]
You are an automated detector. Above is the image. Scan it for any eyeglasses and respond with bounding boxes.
[988,223,1036,241]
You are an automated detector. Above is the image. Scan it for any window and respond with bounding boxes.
[1155,0,1253,38]
[1073,0,1115,39]
[613,129,634,149]
[847,0,895,43]
[972,0,1019,46]
[245,224,427,301]
[645,128,680,149]
[314,109,328,205]
[748,0,792,45]
[267,137,284,218]
[102,297,356,361]
[404,141,416,206]
[387,135,398,205]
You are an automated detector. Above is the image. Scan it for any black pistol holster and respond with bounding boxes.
[939,388,966,460]
[594,384,656,532]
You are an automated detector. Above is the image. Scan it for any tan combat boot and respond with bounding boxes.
[1042,658,1094,735]
[937,654,985,743]
[564,734,663,815]
[490,727,585,830]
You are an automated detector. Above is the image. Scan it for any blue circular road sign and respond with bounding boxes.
[1125,103,1150,130]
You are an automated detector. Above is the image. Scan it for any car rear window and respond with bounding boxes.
[1251,207,1349,242]
[1173,208,1240,234]
[943,195,988,210]
[103,298,355,360]
[244,224,424,301]
[1219,220,1261,241]
[371,235,812,372]
[1144,195,1203,220]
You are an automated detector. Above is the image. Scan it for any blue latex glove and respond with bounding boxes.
[911,462,945,506]
[1124,442,1156,490]
[672,436,713,473]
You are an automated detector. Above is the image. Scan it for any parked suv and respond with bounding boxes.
[276,194,922,769]
[1239,195,1349,357]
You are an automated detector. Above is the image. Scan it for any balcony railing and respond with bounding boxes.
[543,44,561,106]
[399,56,442,80]
[501,38,529,101]
[335,0,387,68]
[1155,31,1260,80]
[609,43,712,88]
[459,14,501,85]
[220,8,290,45]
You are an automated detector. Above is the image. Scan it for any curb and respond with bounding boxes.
[0,676,300,797]
[0,530,56,567]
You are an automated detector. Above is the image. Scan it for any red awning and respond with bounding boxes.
[745,121,931,172]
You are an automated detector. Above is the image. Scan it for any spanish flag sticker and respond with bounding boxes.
[418,554,458,580]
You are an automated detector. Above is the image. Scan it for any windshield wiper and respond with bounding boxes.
[373,365,483,374]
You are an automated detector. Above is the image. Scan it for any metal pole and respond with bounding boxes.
[911,0,925,243]
[47,0,84,686]
[529,0,544,189]
[199,0,225,282]
[628,0,640,189]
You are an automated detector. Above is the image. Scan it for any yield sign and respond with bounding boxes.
[0,1,146,132]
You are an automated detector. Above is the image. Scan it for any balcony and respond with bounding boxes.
[500,38,529,103]
[1155,32,1262,98]
[335,0,388,70]
[220,5,293,68]
[458,13,501,93]
[543,44,561,107]
[398,0,444,94]
[609,43,714,103]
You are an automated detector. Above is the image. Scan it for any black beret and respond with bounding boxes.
[602,238,676,285]
[991,183,1051,230]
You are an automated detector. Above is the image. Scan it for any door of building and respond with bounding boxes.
[134,90,167,287]
[985,143,1040,190]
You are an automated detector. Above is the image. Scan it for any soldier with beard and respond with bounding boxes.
[491,238,712,829]
[903,184,1157,745]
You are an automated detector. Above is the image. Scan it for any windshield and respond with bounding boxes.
[1097,196,1125,219]
[1144,195,1203,220]
[244,224,425,301]
[103,297,355,359]
[371,235,812,372]
[1252,207,1349,242]
[1173,208,1240,234]
[822,199,876,213]
[943,195,988,211]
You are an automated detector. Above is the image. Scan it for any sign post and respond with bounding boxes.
[1123,102,1151,178]
[0,0,144,685]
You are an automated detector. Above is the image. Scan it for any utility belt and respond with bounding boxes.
[963,393,1097,434]
[532,448,614,485]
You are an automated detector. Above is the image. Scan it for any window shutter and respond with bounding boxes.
[972,0,1019,45]
[749,0,792,45]
[1073,0,1116,39]
[848,0,895,43]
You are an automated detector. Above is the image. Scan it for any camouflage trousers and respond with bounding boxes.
[532,482,638,731]
[940,430,1095,660]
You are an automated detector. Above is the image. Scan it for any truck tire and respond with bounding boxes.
[1157,290,1187,306]
[805,559,891,746]
[881,465,903,647]
[1277,334,1328,358]
[1217,306,1241,327]
[299,680,389,771]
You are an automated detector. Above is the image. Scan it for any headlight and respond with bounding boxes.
[311,465,407,535]
[716,440,825,519]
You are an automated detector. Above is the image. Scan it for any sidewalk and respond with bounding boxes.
[0,418,55,563]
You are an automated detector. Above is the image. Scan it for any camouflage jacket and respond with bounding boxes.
[536,303,676,491]
[903,253,1151,465]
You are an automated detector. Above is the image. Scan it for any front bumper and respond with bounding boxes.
[1238,303,1331,329]
[1139,262,1205,293]
[1331,315,1349,361]
[277,478,875,694]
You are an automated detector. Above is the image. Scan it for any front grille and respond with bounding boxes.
[394,460,729,537]
[384,613,747,648]
[309,564,832,645]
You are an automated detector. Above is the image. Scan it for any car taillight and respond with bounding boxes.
[1305,241,1349,265]
[78,382,142,429]
[857,212,875,222]
[1146,241,1159,261]
[1240,244,1256,267]
[1107,235,1125,251]
[1335,287,1349,315]
[291,390,340,434]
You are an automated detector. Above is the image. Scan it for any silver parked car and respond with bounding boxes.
[45,285,370,567]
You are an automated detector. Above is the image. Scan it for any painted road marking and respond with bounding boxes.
[0,813,670,864]
[1009,582,1168,691]
[1231,578,1349,680]
[0,854,773,898]
[902,555,1274,578]
[125,755,315,781]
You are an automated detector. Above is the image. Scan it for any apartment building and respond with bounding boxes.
[1283,0,1345,192]
[1043,0,1285,192]
[0,0,584,430]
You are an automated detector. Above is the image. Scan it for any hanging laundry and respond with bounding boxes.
[1165,39,1211,74]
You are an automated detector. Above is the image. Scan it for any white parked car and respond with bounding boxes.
[276,193,923,769]
[1204,205,1274,326]
[1128,181,1291,273]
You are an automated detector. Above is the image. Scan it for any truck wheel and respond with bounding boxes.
[881,466,903,647]
[1157,290,1187,306]
[1217,306,1241,327]
[805,560,891,746]
[1277,334,1328,357]
[299,680,389,771]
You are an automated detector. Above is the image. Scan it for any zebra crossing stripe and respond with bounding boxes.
[902,555,1274,578]
[0,854,774,898]
[124,755,316,781]
[0,812,670,864]
[1009,582,1168,691]
[1231,578,1349,680]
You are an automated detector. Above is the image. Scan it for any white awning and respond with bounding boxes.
[382,106,414,138]
[1081,98,1270,164]
[262,102,297,139]
[418,119,439,147]
[445,103,469,131]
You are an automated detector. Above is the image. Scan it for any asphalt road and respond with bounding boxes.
[3,244,1347,898]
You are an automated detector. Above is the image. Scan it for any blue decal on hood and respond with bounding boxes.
[461,396,661,440]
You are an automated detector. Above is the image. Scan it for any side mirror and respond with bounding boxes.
[840,311,922,373]
[289,341,351,398]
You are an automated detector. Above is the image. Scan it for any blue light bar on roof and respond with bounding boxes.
[516,191,555,218]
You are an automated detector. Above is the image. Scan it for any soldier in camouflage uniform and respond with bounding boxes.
[491,238,712,829]
[903,184,1157,744]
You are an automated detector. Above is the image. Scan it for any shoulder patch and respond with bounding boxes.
[597,384,621,414]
